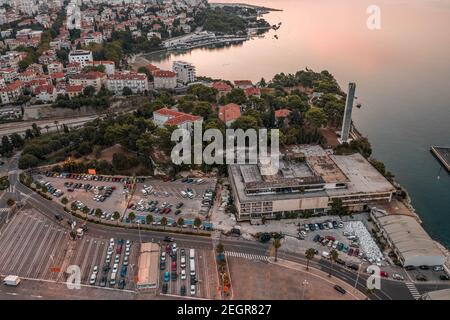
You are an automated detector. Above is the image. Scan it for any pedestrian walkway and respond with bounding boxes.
[225,251,269,261]
[405,282,421,300]
[0,208,10,213]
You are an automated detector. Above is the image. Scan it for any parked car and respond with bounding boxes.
[440,275,450,281]
[416,274,427,281]
[392,273,404,280]
[164,271,170,282]
[334,285,346,294]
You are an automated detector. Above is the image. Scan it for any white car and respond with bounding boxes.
[89,273,97,285]
[109,238,115,246]
[172,243,177,252]
[338,222,344,228]
[92,266,98,275]
[190,284,196,296]
[300,231,307,237]
[392,273,404,280]
[181,269,186,280]
[107,246,113,255]
[125,247,130,256]
[114,254,120,263]
[112,263,118,273]
[105,254,111,264]
[161,252,166,261]
[126,240,131,247]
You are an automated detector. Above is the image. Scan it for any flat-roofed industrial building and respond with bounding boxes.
[228,145,396,221]
[136,242,160,290]
[370,208,445,267]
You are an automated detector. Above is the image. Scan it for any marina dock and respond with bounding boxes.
[430,146,450,172]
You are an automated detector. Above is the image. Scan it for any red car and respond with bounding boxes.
[353,249,359,257]
[127,203,134,209]
[171,261,177,271]
[380,271,389,278]
[166,245,171,253]
[348,248,354,256]
[116,244,123,254]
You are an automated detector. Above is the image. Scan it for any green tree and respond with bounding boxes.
[10,133,24,149]
[0,136,13,156]
[61,197,69,205]
[192,101,212,119]
[18,154,39,169]
[305,107,327,128]
[225,88,247,105]
[113,211,121,221]
[177,217,184,229]
[194,217,202,231]
[83,85,96,97]
[95,208,102,217]
[146,214,154,225]
[128,211,136,222]
[216,242,225,254]
[329,198,349,216]
[305,248,316,271]
[82,206,89,215]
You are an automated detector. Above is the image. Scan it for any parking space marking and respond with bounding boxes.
[405,282,421,299]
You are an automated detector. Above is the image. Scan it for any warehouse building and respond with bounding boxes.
[370,208,445,267]
[228,145,396,221]
[136,242,160,290]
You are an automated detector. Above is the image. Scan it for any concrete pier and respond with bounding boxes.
[430,146,450,172]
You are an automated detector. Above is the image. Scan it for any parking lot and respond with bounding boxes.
[0,207,139,291]
[157,242,219,299]
[33,172,217,225]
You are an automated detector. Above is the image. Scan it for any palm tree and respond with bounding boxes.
[44,125,50,133]
[54,120,59,133]
[328,249,339,277]
[273,238,281,262]
[160,217,168,230]
[146,214,153,225]
[95,208,102,218]
[128,211,136,223]
[82,206,89,215]
[305,248,316,271]
[177,217,184,230]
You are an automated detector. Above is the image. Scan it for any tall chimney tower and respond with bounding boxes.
[340,82,356,143]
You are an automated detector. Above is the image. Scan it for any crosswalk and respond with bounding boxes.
[0,208,10,213]
[225,251,269,261]
[405,282,421,300]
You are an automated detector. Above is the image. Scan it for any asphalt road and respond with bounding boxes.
[6,156,450,300]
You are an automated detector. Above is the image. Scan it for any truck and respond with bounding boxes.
[3,275,21,286]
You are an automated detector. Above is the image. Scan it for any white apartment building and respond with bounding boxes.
[106,71,148,94]
[153,70,177,90]
[172,61,196,85]
[68,50,93,68]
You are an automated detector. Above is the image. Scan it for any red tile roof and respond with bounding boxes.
[66,84,83,93]
[212,81,232,92]
[72,71,105,80]
[275,109,291,118]
[234,80,253,86]
[35,84,54,95]
[155,107,202,126]
[153,70,176,78]
[244,87,261,96]
[108,72,147,80]
[51,72,65,79]
[218,103,241,123]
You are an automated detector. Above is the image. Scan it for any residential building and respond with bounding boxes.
[218,103,241,127]
[91,60,115,75]
[35,84,56,103]
[244,87,261,98]
[153,70,177,90]
[234,80,253,90]
[0,80,23,105]
[153,107,202,132]
[172,61,195,85]
[212,81,232,98]
[0,68,17,83]
[68,50,94,68]
[69,71,106,92]
[106,71,148,94]
[47,61,64,75]
[65,84,84,99]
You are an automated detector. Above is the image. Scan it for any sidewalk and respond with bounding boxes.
[268,257,367,300]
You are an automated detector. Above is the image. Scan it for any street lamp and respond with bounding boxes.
[301,279,309,300]
[354,261,363,293]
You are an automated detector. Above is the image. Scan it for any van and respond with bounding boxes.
[189,249,195,260]
[190,260,196,276]
[181,191,188,198]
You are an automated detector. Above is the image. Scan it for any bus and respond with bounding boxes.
[189,249,195,260]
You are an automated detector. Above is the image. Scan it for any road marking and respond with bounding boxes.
[405,282,421,300]
[225,251,269,261]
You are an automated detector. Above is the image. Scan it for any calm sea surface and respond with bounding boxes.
[147,0,450,246]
